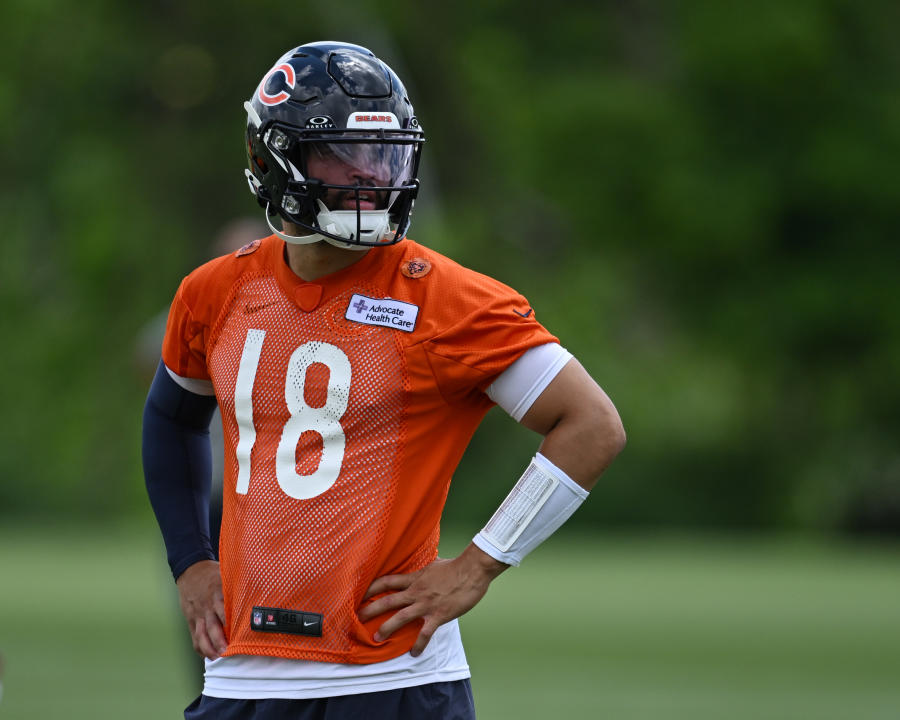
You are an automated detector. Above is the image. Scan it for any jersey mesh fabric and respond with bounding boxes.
[162,236,558,664]
[209,275,413,661]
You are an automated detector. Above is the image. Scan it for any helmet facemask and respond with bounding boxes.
[260,123,423,250]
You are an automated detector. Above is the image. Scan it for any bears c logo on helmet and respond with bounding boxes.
[258,63,296,106]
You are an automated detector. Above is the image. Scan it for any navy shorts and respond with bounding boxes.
[184,679,476,719]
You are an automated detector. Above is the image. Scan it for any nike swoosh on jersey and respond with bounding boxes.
[513,308,533,318]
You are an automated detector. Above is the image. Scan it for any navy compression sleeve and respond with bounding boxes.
[142,360,219,580]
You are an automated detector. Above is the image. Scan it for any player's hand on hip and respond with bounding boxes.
[176,560,228,660]
[359,544,508,657]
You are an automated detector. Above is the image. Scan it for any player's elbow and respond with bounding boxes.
[591,398,626,462]
[573,392,626,480]
[609,413,627,459]
[544,403,624,491]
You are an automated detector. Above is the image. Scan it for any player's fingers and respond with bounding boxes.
[188,620,203,655]
[363,572,415,601]
[205,611,228,656]
[213,594,227,625]
[358,590,413,622]
[373,603,424,642]
[193,617,221,660]
[409,618,440,658]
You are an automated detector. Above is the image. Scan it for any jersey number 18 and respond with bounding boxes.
[233,328,352,500]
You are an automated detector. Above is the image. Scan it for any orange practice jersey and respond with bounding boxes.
[162,235,558,664]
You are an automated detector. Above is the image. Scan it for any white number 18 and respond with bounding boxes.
[233,329,352,500]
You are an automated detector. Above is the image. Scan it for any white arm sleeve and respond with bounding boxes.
[486,343,573,421]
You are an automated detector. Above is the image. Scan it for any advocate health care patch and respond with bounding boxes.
[345,294,419,332]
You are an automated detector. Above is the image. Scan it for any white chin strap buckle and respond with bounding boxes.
[265,200,393,249]
[315,201,392,249]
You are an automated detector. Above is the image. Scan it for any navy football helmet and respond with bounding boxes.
[244,41,425,249]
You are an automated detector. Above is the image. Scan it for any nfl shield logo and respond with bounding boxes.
[252,610,263,626]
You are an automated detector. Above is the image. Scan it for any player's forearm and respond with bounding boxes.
[142,361,219,579]
[472,386,625,568]
[518,359,626,491]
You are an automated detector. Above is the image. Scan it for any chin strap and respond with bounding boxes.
[264,201,392,251]
[314,201,392,250]
[264,205,324,246]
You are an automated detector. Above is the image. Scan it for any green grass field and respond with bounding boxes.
[1,523,898,719]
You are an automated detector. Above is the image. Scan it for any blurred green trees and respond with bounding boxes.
[1,1,898,533]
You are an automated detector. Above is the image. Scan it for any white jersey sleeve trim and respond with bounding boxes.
[486,343,573,421]
[165,366,215,396]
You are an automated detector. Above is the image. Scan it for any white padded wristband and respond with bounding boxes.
[473,453,589,567]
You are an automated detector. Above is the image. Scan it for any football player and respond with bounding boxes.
[143,41,625,720]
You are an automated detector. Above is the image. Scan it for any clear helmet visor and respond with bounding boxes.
[303,141,416,210]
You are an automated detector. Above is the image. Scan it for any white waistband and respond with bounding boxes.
[202,619,470,699]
